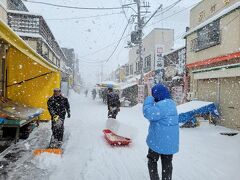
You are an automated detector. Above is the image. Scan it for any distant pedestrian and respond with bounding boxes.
[47,88,70,145]
[85,89,88,97]
[92,89,97,100]
[102,88,108,103]
[143,83,179,180]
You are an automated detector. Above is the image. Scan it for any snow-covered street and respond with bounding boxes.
[1,92,240,180]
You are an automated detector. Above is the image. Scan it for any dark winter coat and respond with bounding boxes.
[107,92,120,108]
[47,95,70,119]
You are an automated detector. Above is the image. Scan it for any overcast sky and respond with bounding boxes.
[24,0,201,86]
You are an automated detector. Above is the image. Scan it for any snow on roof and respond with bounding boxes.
[163,46,185,56]
[7,10,41,16]
[119,82,138,90]
[184,2,240,38]
[177,101,214,114]
[16,32,42,38]
[98,81,119,86]
[172,76,183,80]
[126,75,141,82]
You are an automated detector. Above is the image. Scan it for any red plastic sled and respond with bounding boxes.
[103,129,131,146]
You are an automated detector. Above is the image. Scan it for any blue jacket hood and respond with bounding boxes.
[152,84,171,102]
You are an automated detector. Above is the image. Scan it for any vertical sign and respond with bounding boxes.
[138,84,145,103]
[155,45,165,83]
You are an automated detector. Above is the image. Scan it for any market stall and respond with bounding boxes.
[0,20,61,121]
[0,96,43,142]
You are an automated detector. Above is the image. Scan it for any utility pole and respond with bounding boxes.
[129,1,162,102]
[100,63,103,82]
[136,0,144,84]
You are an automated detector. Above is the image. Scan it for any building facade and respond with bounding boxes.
[128,28,174,97]
[184,0,240,129]
[128,28,174,76]
[7,11,64,68]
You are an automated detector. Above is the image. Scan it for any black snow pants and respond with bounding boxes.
[108,106,119,119]
[51,118,64,142]
[147,149,173,180]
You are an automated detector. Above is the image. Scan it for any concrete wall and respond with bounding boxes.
[186,9,240,64]
[0,3,7,23]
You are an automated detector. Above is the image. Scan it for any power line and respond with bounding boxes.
[146,2,199,28]
[105,20,131,63]
[155,0,182,17]
[120,0,129,21]
[23,0,132,10]
[79,33,130,58]
[79,60,105,64]
[79,57,106,64]
[46,12,123,21]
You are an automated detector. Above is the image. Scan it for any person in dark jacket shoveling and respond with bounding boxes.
[107,85,120,119]
[143,83,179,180]
[47,88,70,147]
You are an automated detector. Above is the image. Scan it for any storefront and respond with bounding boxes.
[188,52,240,130]
[0,20,61,120]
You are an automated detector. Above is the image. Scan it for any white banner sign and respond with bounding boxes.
[155,45,165,71]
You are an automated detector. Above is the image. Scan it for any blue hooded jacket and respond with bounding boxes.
[143,84,179,155]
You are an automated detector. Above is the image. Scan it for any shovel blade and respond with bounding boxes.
[33,148,63,156]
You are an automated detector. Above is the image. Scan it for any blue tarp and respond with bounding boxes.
[177,101,219,123]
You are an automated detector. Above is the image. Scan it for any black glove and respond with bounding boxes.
[67,113,71,118]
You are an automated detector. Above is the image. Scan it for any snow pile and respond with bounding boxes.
[1,93,239,180]
[177,100,213,114]
[33,153,62,170]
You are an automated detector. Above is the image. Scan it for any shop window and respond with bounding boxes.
[125,65,129,76]
[191,20,221,52]
[197,20,220,51]
[130,65,133,75]
[190,38,198,52]
[135,61,141,74]
[144,55,151,73]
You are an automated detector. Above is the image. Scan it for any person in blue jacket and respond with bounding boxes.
[143,83,179,180]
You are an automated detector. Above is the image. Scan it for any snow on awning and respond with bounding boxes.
[119,82,138,90]
[96,81,120,89]
[183,2,240,38]
[163,46,185,56]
